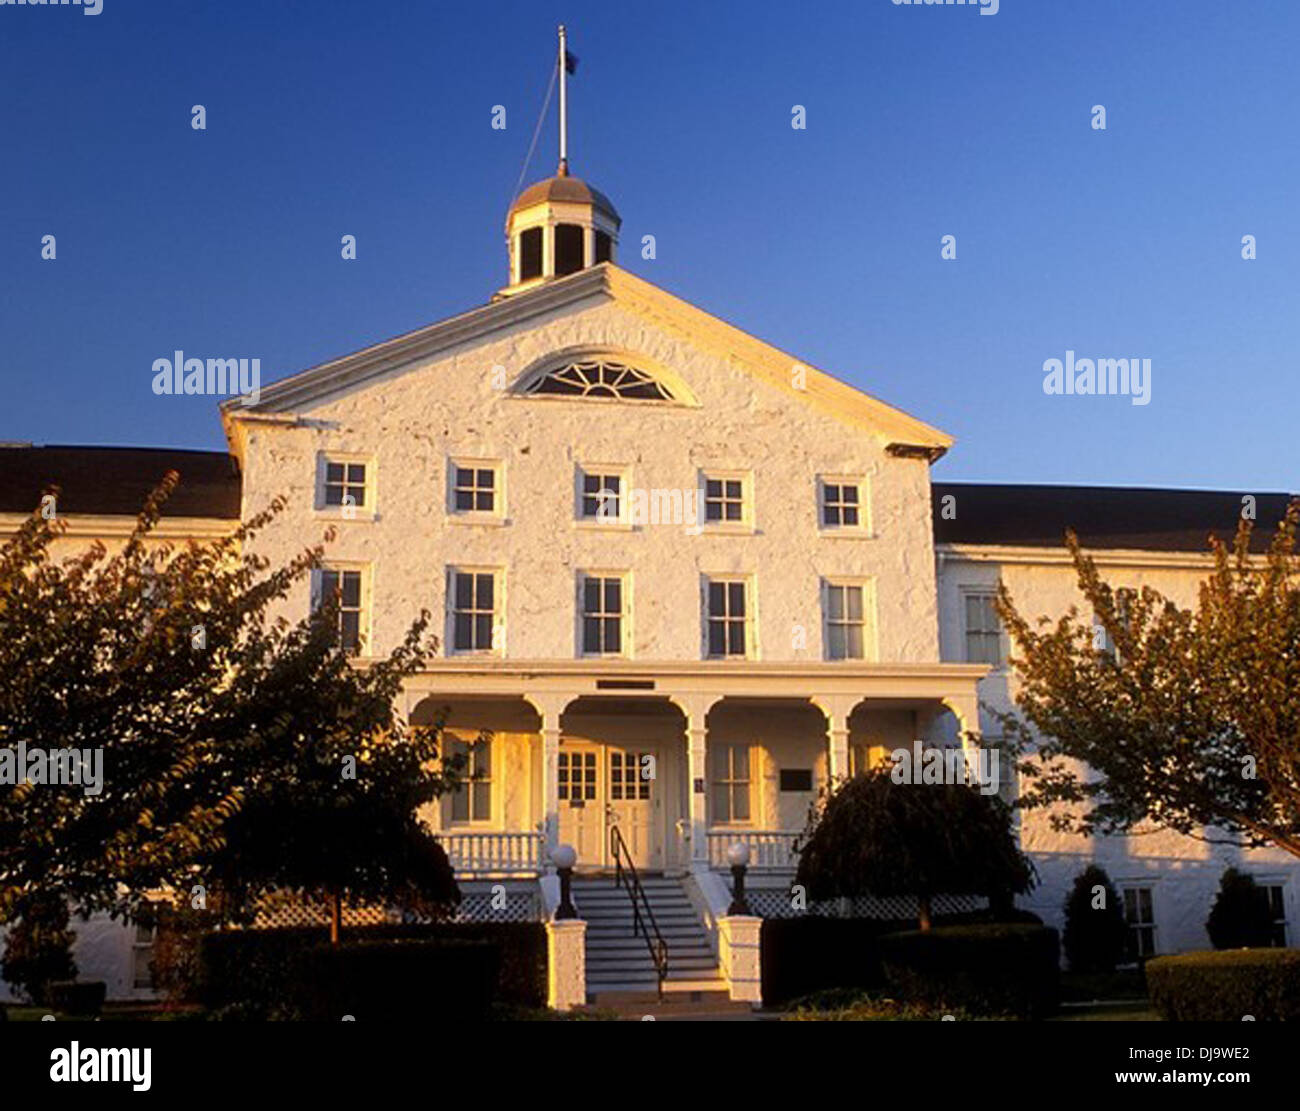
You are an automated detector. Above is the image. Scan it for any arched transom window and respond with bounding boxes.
[524,359,675,401]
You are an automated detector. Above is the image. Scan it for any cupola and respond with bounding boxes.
[499,26,620,297]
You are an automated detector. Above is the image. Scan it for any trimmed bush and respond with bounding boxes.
[1206,869,1275,950]
[197,921,545,1016]
[1146,949,1300,1021]
[295,938,499,1021]
[760,908,1042,1007]
[1062,865,1128,973]
[1,892,77,1005]
[47,980,107,1017]
[878,923,1060,1018]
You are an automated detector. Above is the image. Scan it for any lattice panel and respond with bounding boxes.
[453,892,539,922]
[251,900,391,929]
[746,889,988,920]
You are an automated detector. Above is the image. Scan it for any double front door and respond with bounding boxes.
[557,741,661,870]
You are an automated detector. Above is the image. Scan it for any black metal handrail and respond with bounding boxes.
[609,824,668,996]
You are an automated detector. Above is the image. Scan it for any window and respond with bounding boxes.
[524,360,674,401]
[580,471,623,521]
[610,751,651,801]
[704,476,744,523]
[448,737,492,822]
[963,590,1004,665]
[555,223,585,275]
[594,230,612,263]
[1122,886,1157,961]
[821,481,861,528]
[519,227,543,280]
[825,582,866,660]
[315,568,365,654]
[1262,884,1289,947]
[323,459,367,510]
[706,578,749,658]
[452,464,497,514]
[558,750,597,803]
[711,744,751,823]
[581,574,625,655]
[451,570,499,653]
[131,916,156,990]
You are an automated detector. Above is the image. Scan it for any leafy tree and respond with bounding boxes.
[0,475,462,939]
[795,766,1035,930]
[995,503,1300,859]
[1061,865,1128,973]
[1,890,77,1004]
[1205,867,1275,949]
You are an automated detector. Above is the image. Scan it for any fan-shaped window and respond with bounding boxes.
[524,360,675,401]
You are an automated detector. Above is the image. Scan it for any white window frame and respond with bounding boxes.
[698,470,754,533]
[447,457,505,524]
[823,578,874,661]
[711,743,753,825]
[444,733,496,826]
[703,574,755,660]
[1119,882,1158,961]
[575,464,631,528]
[312,563,371,656]
[578,570,629,657]
[131,914,156,991]
[1256,877,1290,947]
[960,586,1005,667]
[817,475,870,535]
[315,452,376,520]
[447,566,504,656]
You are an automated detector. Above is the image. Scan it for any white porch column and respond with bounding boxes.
[813,695,857,784]
[528,694,570,865]
[678,695,716,868]
[942,692,982,759]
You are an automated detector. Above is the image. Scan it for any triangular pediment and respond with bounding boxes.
[221,264,952,459]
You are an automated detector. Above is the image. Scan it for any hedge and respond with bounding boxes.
[47,980,107,1017]
[760,908,1042,1007]
[197,921,546,1016]
[878,923,1060,1018]
[295,938,499,1021]
[1146,949,1300,1021]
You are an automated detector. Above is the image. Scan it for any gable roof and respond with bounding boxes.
[0,445,241,519]
[933,482,1296,554]
[221,263,953,459]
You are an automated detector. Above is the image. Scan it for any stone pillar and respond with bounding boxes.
[718,915,763,1004]
[545,918,587,1011]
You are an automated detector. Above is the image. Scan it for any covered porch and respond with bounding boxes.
[404,660,987,880]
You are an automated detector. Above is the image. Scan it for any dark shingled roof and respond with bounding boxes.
[0,445,241,519]
[932,483,1296,554]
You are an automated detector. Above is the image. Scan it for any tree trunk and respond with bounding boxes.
[329,891,342,946]
[918,894,933,932]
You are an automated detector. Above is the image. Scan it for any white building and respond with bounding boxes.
[1,158,1295,1005]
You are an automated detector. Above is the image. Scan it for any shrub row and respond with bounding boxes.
[1146,949,1300,1021]
[760,908,1042,1007]
[197,921,546,1017]
[878,923,1060,1019]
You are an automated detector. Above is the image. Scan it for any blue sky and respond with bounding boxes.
[2,0,1296,491]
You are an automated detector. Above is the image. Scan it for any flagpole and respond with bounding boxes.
[558,24,568,175]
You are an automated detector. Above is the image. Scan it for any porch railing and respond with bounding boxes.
[440,831,546,876]
[707,829,800,871]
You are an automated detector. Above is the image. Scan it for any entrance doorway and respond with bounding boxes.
[557,741,661,870]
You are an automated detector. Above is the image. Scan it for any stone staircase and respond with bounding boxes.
[573,875,733,1006]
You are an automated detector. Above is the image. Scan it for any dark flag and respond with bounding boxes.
[564,50,578,75]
